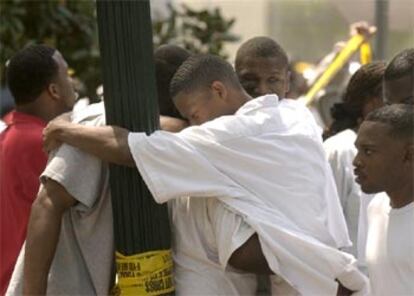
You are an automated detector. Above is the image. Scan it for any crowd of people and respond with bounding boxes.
[0,30,413,296]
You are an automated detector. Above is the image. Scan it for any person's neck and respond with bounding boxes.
[228,88,251,113]
[238,89,252,104]
[16,99,56,123]
[387,180,414,208]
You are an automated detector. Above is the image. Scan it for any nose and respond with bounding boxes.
[255,81,269,97]
[352,152,361,168]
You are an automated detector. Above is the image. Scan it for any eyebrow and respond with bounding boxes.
[239,70,284,78]
[269,70,285,75]
[354,140,376,148]
[239,72,259,78]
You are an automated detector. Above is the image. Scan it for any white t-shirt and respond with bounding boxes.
[0,119,6,133]
[7,103,114,295]
[324,129,375,269]
[366,192,414,296]
[169,197,257,295]
[128,95,367,295]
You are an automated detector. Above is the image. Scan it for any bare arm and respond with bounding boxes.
[43,120,135,167]
[336,282,353,296]
[228,233,274,275]
[160,115,188,132]
[229,234,354,295]
[23,179,76,295]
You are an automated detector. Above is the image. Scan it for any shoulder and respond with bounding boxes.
[72,102,106,126]
[323,129,357,155]
[43,104,106,184]
[2,123,44,156]
[179,114,250,145]
[367,192,390,216]
[276,99,324,140]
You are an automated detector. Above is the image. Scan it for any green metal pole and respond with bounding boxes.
[96,0,173,294]
[375,0,389,59]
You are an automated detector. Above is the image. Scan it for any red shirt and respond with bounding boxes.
[0,111,47,294]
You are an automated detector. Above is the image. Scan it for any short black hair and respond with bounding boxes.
[235,36,289,69]
[154,45,190,118]
[384,48,414,81]
[6,44,58,105]
[170,54,241,99]
[327,62,386,137]
[344,62,386,104]
[365,104,413,140]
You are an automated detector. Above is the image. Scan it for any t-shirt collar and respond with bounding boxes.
[4,110,46,126]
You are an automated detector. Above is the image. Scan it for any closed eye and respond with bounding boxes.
[268,77,279,83]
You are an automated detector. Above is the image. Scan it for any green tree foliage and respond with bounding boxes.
[153,4,239,60]
[0,1,238,99]
[0,0,101,99]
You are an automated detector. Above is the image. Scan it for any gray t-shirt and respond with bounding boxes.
[7,103,114,295]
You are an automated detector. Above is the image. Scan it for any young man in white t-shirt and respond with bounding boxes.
[323,62,386,272]
[43,54,368,295]
[235,36,290,100]
[353,104,414,296]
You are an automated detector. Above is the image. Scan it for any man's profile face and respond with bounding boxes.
[384,74,414,105]
[236,56,289,99]
[173,87,234,126]
[353,121,406,194]
[52,51,78,112]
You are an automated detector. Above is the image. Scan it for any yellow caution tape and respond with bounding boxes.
[113,250,174,296]
[303,34,366,106]
[360,42,372,65]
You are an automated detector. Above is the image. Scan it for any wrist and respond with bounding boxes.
[56,122,77,144]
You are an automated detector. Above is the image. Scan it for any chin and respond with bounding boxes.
[360,184,382,194]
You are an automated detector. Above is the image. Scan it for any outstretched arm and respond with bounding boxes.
[43,118,135,167]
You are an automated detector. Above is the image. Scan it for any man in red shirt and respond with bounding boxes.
[0,45,77,294]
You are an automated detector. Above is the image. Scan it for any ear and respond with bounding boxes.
[356,117,364,127]
[211,81,228,101]
[47,83,60,101]
[403,143,414,163]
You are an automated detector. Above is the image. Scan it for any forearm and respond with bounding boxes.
[23,192,64,294]
[160,116,188,132]
[55,124,135,167]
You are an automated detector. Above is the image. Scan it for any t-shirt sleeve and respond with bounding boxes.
[41,144,104,210]
[128,131,242,204]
